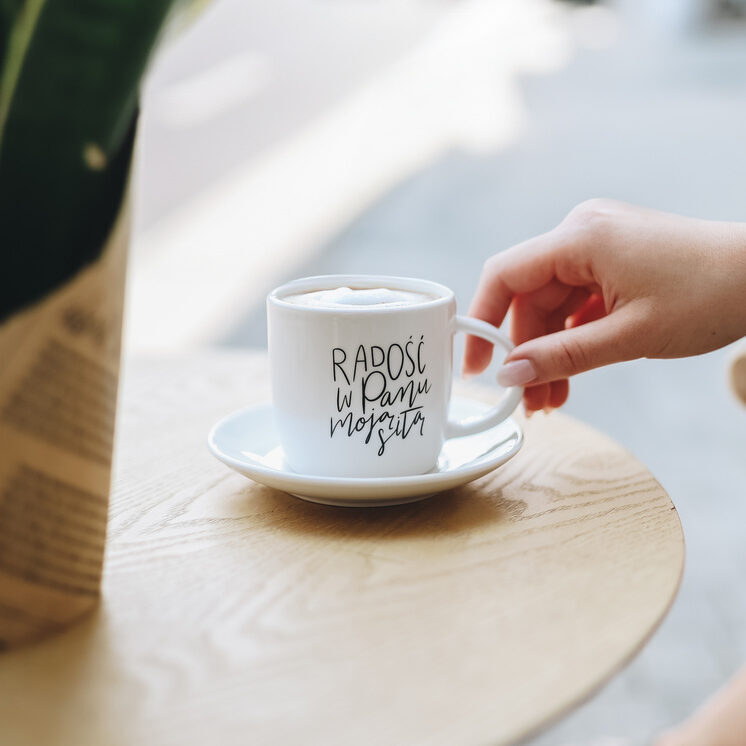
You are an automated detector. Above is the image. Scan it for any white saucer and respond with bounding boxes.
[207,397,523,507]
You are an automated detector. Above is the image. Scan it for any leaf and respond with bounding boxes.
[0,0,176,321]
[0,0,44,146]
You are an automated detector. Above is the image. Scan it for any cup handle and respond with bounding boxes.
[445,315,524,439]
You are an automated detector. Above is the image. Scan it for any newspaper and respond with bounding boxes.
[0,200,129,649]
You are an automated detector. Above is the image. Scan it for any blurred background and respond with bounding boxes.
[128,1,746,743]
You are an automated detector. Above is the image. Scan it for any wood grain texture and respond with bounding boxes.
[0,352,684,746]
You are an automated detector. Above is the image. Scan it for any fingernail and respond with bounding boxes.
[497,359,537,387]
[462,371,474,381]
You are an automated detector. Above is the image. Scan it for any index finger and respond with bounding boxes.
[463,229,565,375]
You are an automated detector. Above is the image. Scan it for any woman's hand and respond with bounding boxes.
[464,199,746,412]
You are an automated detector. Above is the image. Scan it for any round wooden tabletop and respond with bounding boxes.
[0,352,684,746]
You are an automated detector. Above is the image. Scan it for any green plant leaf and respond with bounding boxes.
[0,0,176,321]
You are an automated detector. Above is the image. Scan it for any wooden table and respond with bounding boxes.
[0,352,684,746]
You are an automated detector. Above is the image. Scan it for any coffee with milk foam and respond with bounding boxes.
[282,286,436,309]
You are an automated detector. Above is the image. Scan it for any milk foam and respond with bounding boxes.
[283,286,433,308]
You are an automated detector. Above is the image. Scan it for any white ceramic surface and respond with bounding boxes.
[267,274,522,478]
[207,397,523,507]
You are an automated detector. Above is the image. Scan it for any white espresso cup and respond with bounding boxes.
[267,275,523,478]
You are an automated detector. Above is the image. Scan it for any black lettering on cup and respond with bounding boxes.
[329,335,432,456]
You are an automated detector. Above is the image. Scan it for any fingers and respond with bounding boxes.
[518,378,569,415]
[523,384,550,412]
[464,229,572,375]
[548,378,569,408]
[568,293,606,327]
[464,220,613,414]
[511,289,557,413]
[517,285,586,412]
[502,305,644,385]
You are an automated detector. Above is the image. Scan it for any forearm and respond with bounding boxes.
[657,665,746,746]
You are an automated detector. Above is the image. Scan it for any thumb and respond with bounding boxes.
[497,309,644,386]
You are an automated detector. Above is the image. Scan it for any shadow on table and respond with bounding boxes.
[243,479,528,540]
[0,606,128,744]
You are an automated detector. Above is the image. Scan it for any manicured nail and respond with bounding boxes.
[497,359,537,387]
